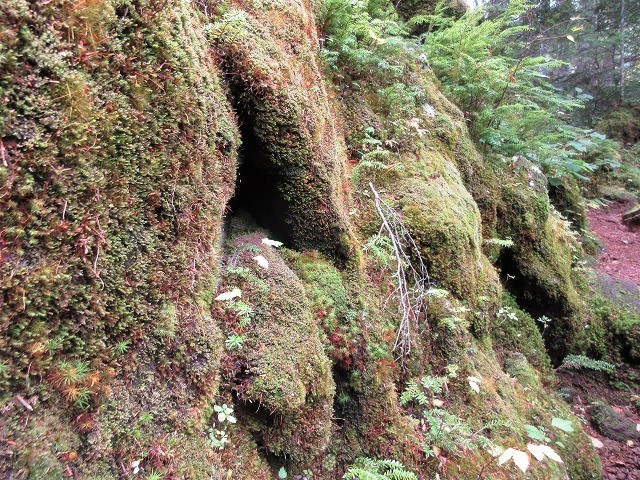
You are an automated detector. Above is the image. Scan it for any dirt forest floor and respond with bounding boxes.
[589,202,640,285]
[557,202,640,480]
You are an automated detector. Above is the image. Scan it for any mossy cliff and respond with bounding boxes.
[0,0,606,478]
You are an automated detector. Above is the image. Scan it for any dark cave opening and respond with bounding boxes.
[226,107,294,245]
[498,250,570,365]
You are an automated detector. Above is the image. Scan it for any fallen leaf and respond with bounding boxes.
[538,445,563,463]
[498,448,515,465]
[511,450,530,473]
[215,288,242,301]
[432,399,444,407]
[590,436,604,449]
[468,376,481,393]
[528,443,563,463]
[566,34,576,42]
[527,443,545,461]
[498,448,530,473]
[262,238,283,247]
[252,255,269,269]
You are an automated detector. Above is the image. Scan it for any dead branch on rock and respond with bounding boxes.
[368,182,430,362]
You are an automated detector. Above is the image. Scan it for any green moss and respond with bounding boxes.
[209,4,356,265]
[496,159,584,360]
[595,107,640,145]
[218,235,334,465]
[492,294,553,375]
[585,296,640,362]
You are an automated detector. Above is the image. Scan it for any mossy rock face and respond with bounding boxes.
[596,107,640,145]
[549,179,589,233]
[218,234,335,465]
[210,0,355,266]
[589,401,640,441]
[347,92,502,332]
[496,158,583,361]
[492,295,553,375]
[0,0,237,392]
[622,204,640,228]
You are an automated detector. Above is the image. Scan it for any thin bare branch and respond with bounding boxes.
[368,182,430,362]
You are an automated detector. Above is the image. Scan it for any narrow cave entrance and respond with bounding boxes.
[226,104,294,244]
[497,249,570,364]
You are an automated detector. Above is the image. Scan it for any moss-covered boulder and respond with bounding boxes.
[217,234,335,466]
[589,401,640,441]
[209,0,355,265]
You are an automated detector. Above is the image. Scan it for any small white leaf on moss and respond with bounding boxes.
[566,34,576,42]
[468,376,481,393]
[527,443,546,461]
[539,445,563,463]
[252,255,269,269]
[215,288,241,301]
[498,448,530,473]
[512,450,530,473]
[487,445,504,457]
[262,238,283,247]
[498,448,515,465]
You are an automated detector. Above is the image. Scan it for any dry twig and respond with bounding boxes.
[368,182,430,361]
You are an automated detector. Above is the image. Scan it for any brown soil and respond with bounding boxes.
[588,202,640,285]
[556,202,640,480]
[557,367,640,480]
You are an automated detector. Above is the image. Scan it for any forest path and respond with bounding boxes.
[588,202,640,285]
[559,202,640,480]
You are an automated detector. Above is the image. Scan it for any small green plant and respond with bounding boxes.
[208,404,237,450]
[484,238,514,248]
[53,359,89,387]
[74,387,92,409]
[343,457,417,479]
[208,428,229,450]
[278,466,288,479]
[498,307,519,322]
[421,409,495,457]
[559,355,615,375]
[146,470,162,480]
[401,364,459,406]
[225,334,245,351]
[551,417,574,433]
[115,340,130,355]
[138,412,154,425]
[214,403,236,423]
[229,300,253,327]
[226,265,251,278]
[525,424,550,443]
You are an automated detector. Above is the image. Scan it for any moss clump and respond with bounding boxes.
[217,234,335,466]
[496,158,584,360]
[492,294,553,375]
[209,3,355,265]
[589,400,640,441]
[548,178,589,233]
[0,0,237,475]
[585,296,640,363]
[596,107,640,145]
[0,0,237,394]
